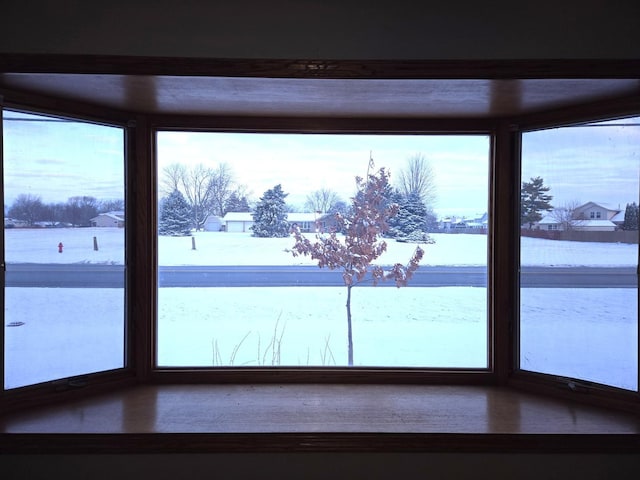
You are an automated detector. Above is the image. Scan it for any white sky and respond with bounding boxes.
[3,110,639,218]
[157,131,490,217]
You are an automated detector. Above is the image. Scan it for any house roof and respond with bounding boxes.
[537,215,559,225]
[223,212,330,223]
[223,212,253,222]
[91,212,125,222]
[611,211,625,223]
[288,213,328,223]
[575,201,621,213]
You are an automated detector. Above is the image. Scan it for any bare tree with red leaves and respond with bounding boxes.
[290,160,425,365]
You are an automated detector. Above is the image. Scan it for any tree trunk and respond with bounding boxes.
[346,285,353,366]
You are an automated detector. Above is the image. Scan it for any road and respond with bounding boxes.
[2,264,637,288]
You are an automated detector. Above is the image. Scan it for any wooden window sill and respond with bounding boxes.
[1,384,639,453]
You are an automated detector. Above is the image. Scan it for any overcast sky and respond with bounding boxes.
[3,110,639,218]
[156,131,490,217]
[521,118,640,210]
[3,110,125,207]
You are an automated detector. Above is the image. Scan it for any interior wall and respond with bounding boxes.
[1,0,639,59]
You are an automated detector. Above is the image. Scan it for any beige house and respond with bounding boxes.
[573,202,625,228]
[535,202,624,232]
[90,211,125,228]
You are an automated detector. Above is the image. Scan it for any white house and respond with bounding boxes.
[222,212,333,233]
[535,215,562,231]
[439,213,488,231]
[90,211,125,228]
[203,215,223,232]
[222,212,254,232]
[288,212,332,233]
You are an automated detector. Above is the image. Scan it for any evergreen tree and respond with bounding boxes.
[521,176,553,228]
[224,191,251,214]
[623,202,639,230]
[159,189,192,236]
[251,184,290,237]
[388,191,430,237]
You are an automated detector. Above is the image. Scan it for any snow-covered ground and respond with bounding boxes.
[4,228,637,267]
[3,228,638,391]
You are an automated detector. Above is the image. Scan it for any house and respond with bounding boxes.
[288,212,335,233]
[573,201,624,230]
[223,212,334,233]
[4,217,28,228]
[203,215,223,232]
[90,211,125,228]
[222,212,254,232]
[536,215,562,231]
[536,202,624,232]
[440,213,488,232]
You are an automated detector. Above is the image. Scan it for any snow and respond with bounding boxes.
[4,227,125,264]
[158,286,487,368]
[4,288,124,388]
[521,288,637,390]
[3,228,638,391]
[158,232,636,267]
[4,228,637,267]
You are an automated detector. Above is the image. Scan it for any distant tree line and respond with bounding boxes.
[159,154,439,238]
[6,193,123,227]
[251,154,438,239]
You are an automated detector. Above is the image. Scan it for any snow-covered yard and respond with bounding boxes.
[4,228,637,267]
[3,228,638,391]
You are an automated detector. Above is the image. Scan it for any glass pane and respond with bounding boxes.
[157,132,489,368]
[520,117,639,391]
[3,110,126,389]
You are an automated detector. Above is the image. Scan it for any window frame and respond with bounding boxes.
[0,65,637,416]
[149,117,499,385]
[509,102,640,411]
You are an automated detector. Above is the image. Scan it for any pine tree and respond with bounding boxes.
[251,184,290,237]
[389,191,430,237]
[224,192,251,214]
[521,176,553,228]
[623,202,639,231]
[159,189,192,236]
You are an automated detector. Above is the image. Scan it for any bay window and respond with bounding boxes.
[0,58,638,426]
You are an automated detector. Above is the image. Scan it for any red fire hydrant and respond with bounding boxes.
[58,242,63,253]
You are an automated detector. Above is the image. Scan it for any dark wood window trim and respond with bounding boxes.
[1,56,639,452]
[1,55,639,79]
[0,97,139,412]
[509,96,640,414]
